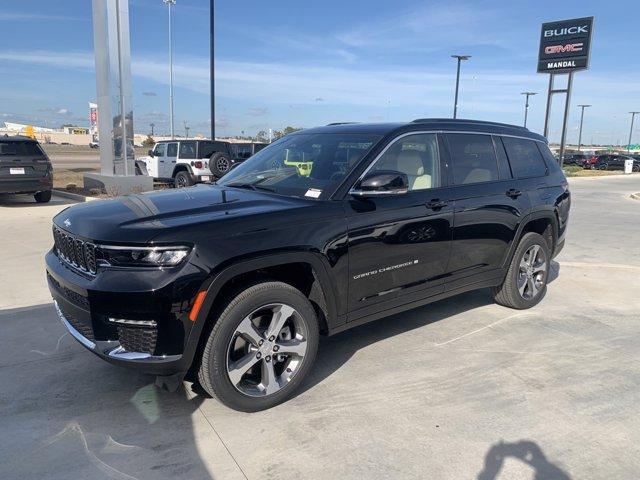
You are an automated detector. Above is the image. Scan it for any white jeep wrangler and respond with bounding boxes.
[139,139,235,188]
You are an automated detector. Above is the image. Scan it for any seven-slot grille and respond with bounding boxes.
[53,226,97,274]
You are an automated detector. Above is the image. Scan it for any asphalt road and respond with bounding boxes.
[1,175,640,479]
[49,154,100,169]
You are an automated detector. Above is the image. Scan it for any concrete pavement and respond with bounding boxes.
[1,175,640,479]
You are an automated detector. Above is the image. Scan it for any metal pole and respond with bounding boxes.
[165,0,175,140]
[521,92,537,128]
[210,0,215,140]
[628,112,639,153]
[577,105,590,151]
[558,72,574,167]
[453,58,461,119]
[543,74,554,138]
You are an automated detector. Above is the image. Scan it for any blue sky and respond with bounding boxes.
[0,0,638,143]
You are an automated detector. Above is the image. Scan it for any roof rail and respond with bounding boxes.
[326,122,360,126]
[411,118,528,131]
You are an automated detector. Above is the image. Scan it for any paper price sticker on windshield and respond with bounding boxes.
[304,188,322,198]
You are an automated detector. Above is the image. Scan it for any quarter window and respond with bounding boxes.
[179,142,196,159]
[369,134,440,191]
[502,137,547,178]
[446,134,499,185]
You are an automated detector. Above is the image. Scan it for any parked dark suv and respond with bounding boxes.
[0,135,53,203]
[45,119,570,411]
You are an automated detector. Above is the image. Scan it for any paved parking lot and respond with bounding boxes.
[1,175,640,480]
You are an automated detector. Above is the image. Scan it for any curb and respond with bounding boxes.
[53,189,97,202]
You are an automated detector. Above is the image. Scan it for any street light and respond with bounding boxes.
[150,122,155,136]
[164,0,176,139]
[451,55,471,119]
[628,111,639,153]
[210,0,215,140]
[577,105,591,151]
[521,92,537,128]
[183,120,190,138]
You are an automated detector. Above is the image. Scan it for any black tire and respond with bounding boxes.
[633,165,640,173]
[174,170,194,188]
[197,281,319,412]
[34,190,52,203]
[210,152,232,178]
[492,232,550,310]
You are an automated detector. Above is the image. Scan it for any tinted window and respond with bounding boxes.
[166,143,178,157]
[369,133,439,191]
[179,142,196,159]
[0,142,22,155]
[536,143,562,174]
[446,134,499,185]
[502,137,547,178]
[199,141,229,158]
[22,142,44,156]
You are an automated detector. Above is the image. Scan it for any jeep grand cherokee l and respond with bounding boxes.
[46,119,570,412]
[1,136,53,203]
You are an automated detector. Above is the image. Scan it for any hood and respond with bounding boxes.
[53,185,310,243]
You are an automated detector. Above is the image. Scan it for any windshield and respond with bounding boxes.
[217,133,381,199]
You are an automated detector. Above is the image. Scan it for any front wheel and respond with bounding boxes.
[197,281,319,412]
[492,232,550,309]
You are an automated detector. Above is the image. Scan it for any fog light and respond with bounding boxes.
[108,318,157,327]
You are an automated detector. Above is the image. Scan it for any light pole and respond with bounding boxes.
[577,104,591,151]
[628,111,639,153]
[451,55,471,119]
[150,122,155,136]
[164,0,176,139]
[210,0,215,140]
[184,120,190,138]
[521,92,537,128]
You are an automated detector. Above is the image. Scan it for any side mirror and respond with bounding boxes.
[351,170,409,196]
[148,149,154,157]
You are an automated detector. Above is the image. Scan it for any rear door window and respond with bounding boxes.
[179,142,196,159]
[492,136,513,179]
[501,137,547,178]
[445,134,499,185]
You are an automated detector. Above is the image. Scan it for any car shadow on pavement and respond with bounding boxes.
[0,303,216,480]
[300,260,560,397]
[477,439,571,479]
[0,193,77,207]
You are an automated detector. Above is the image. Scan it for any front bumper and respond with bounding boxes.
[46,248,207,376]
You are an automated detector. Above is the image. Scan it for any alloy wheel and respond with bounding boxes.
[226,303,308,397]
[217,157,230,173]
[517,244,547,300]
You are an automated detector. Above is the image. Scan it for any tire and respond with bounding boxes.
[34,190,52,203]
[492,232,550,310]
[633,165,640,173]
[174,170,194,188]
[210,152,232,178]
[198,281,319,412]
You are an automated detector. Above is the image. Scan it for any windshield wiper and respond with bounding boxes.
[225,182,276,193]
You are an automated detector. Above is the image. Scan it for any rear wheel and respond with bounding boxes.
[34,190,52,203]
[198,281,319,412]
[492,232,550,309]
[174,170,194,188]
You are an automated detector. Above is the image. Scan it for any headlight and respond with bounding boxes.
[97,245,191,268]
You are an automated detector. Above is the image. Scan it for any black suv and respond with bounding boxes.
[45,119,570,411]
[1,136,53,203]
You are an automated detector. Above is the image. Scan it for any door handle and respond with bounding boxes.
[426,199,448,210]
[506,188,522,198]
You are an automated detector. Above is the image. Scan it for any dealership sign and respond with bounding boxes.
[538,17,594,73]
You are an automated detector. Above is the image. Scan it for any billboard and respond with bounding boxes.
[538,17,594,74]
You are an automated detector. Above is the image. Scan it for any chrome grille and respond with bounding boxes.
[53,226,97,274]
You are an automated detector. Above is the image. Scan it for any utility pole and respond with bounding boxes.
[210,0,215,140]
[150,122,155,136]
[628,111,639,153]
[521,92,537,128]
[451,55,471,119]
[577,104,591,150]
[164,0,176,139]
